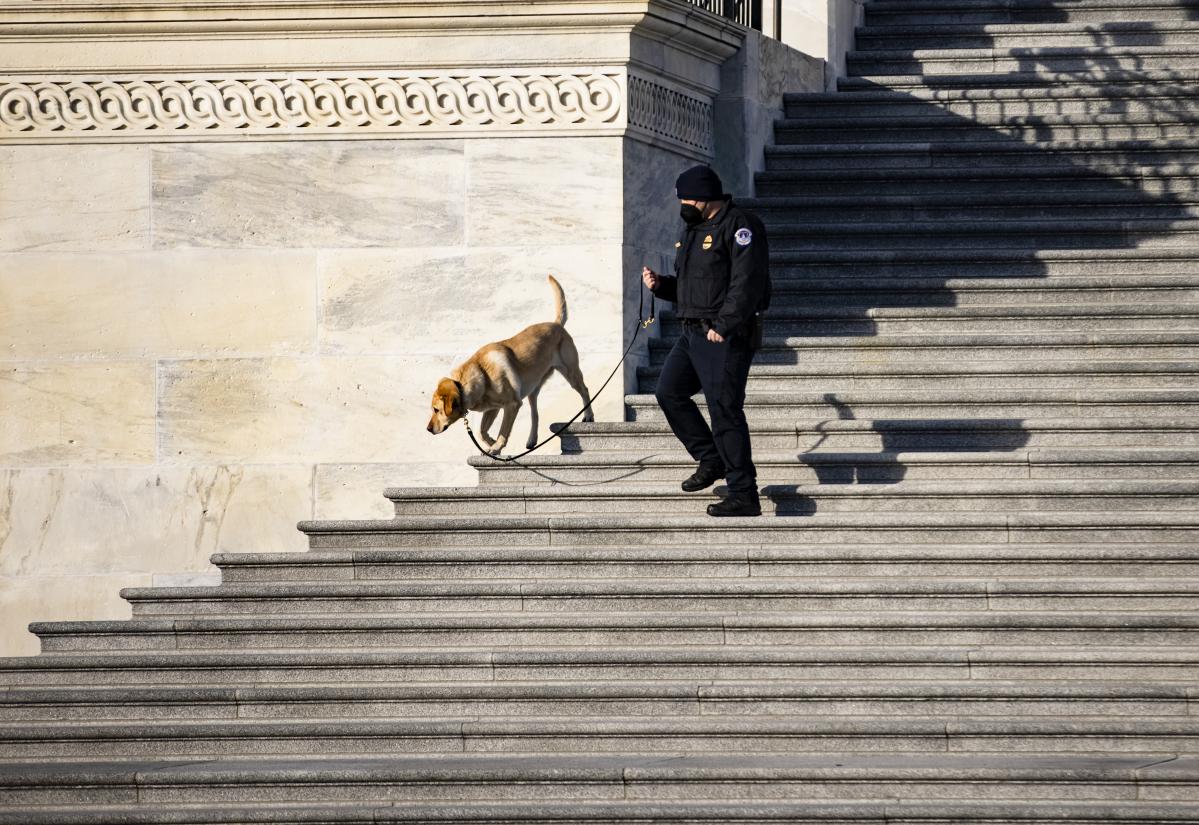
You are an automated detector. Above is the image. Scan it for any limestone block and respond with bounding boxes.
[0,573,150,657]
[0,250,317,359]
[466,137,622,247]
[318,245,622,356]
[0,466,311,579]
[317,463,477,519]
[0,362,155,465]
[151,141,465,248]
[0,146,150,252]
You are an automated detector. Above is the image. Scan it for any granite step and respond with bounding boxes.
[636,361,1199,392]
[387,480,1199,517]
[211,542,1199,583]
[2,799,1198,825]
[52,606,1199,648]
[866,1,1199,26]
[839,67,1199,92]
[557,418,1199,452]
[846,45,1199,75]
[751,196,1199,223]
[4,714,1199,761]
[650,331,1199,366]
[775,117,1199,146]
[750,275,1199,307]
[0,753,1195,806]
[789,84,1199,118]
[8,680,1188,723]
[298,511,1199,548]
[3,644,1192,687]
[659,304,1199,335]
[623,388,1199,419]
[763,138,1199,171]
[470,446,1199,484]
[766,219,1199,251]
[755,168,1199,198]
[854,22,1199,50]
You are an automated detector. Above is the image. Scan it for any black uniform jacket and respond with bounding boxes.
[652,199,771,338]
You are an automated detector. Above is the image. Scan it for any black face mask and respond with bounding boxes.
[680,203,704,225]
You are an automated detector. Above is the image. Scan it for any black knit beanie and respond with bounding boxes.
[674,164,725,200]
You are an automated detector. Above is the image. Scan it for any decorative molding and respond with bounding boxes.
[0,71,625,138]
[626,74,713,156]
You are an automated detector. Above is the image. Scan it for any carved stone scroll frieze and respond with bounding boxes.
[0,71,625,138]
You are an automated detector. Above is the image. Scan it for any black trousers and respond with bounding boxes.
[654,322,758,496]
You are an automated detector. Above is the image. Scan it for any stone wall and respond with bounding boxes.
[0,0,818,655]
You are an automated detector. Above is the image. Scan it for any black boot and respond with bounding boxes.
[681,462,726,492]
[707,493,762,517]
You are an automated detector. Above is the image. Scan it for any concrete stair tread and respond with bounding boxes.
[764,218,1199,234]
[751,192,1199,208]
[849,44,1199,59]
[766,246,1199,262]
[855,19,1199,34]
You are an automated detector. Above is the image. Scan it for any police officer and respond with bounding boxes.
[642,164,771,517]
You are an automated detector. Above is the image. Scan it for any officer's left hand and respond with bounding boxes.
[706,329,725,343]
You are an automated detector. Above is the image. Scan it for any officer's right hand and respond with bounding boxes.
[642,266,659,291]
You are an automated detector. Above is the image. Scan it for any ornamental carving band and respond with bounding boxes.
[0,72,624,135]
[627,75,712,154]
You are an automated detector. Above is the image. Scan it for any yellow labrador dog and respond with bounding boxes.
[426,275,593,455]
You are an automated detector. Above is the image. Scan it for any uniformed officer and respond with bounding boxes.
[641,164,771,517]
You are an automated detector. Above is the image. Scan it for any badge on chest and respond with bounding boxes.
[702,234,714,251]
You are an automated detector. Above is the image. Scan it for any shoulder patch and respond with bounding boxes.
[734,228,753,247]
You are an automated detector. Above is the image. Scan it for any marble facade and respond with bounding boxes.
[0,0,821,655]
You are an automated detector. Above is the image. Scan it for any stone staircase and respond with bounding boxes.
[3,0,1199,821]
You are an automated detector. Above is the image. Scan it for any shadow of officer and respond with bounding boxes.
[642,164,772,517]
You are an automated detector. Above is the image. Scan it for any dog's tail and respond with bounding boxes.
[547,274,568,326]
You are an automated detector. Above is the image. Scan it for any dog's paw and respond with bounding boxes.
[583,411,595,423]
[487,438,507,456]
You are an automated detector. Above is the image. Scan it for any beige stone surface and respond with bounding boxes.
[316,462,478,519]
[0,361,156,466]
[0,146,150,252]
[318,245,623,356]
[466,137,622,247]
[159,354,622,465]
[0,466,312,578]
[0,573,151,658]
[151,141,465,248]
[0,250,317,359]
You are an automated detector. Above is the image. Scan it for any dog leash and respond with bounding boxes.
[462,284,655,462]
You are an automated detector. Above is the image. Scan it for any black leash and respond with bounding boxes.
[462,284,656,462]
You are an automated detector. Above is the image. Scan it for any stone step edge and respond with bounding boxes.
[764,137,1199,154]
[293,511,1199,540]
[5,644,1194,672]
[635,361,1199,377]
[36,609,1199,637]
[388,479,1199,500]
[622,390,1199,403]
[774,113,1199,129]
[1,800,1197,825]
[7,712,1199,735]
[0,751,1194,783]
[560,418,1199,434]
[4,679,1191,703]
